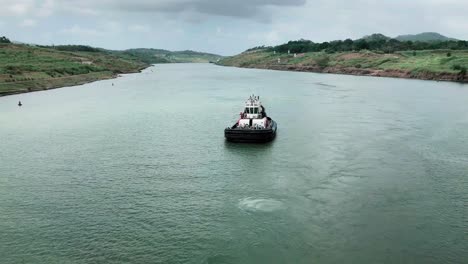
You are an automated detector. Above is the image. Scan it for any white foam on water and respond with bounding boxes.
[238,197,285,212]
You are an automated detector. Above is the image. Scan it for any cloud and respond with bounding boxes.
[249,0,468,43]
[37,0,55,17]
[10,3,32,15]
[20,19,37,27]
[59,2,99,16]
[441,16,468,36]
[0,0,466,55]
[0,0,34,16]
[60,25,101,36]
[0,0,92,17]
[119,0,306,18]
[58,21,123,38]
[55,0,306,21]
[0,0,53,17]
[128,24,151,33]
[247,29,281,45]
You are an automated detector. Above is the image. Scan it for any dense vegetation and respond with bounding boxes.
[0,36,11,43]
[0,43,148,95]
[33,46,224,64]
[43,45,102,52]
[270,36,468,54]
[123,48,223,63]
[121,49,171,64]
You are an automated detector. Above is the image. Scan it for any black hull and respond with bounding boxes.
[225,120,277,143]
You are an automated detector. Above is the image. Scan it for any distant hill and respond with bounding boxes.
[15,43,222,64]
[395,32,458,42]
[358,32,458,43]
[124,48,223,64]
[360,33,391,42]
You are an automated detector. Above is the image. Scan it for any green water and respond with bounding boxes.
[0,64,467,263]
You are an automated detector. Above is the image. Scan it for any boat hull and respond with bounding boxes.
[224,120,277,143]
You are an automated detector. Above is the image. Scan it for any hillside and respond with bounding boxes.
[0,41,224,96]
[218,32,468,83]
[360,33,391,42]
[0,43,149,96]
[218,50,468,83]
[395,32,458,42]
[123,48,223,63]
[359,32,458,43]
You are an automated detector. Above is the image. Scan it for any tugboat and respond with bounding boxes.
[225,95,277,143]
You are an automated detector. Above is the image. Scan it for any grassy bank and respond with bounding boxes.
[0,43,149,96]
[218,49,468,82]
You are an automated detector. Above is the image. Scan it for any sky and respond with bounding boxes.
[0,0,467,55]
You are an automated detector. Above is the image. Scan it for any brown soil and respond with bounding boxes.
[238,64,467,83]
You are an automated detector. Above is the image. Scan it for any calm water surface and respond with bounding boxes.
[0,64,467,263]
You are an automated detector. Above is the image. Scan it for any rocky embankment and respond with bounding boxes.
[240,64,467,83]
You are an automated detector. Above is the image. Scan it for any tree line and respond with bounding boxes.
[269,38,468,54]
[35,45,102,52]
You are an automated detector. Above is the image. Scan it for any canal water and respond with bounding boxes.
[0,64,467,263]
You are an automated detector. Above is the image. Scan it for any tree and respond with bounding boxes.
[353,40,369,51]
[0,36,11,43]
[460,66,467,76]
[269,36,468,54]
[315,55,330,68]
[343,39,354,51]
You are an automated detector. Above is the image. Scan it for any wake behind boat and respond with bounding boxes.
[225,95,277,143]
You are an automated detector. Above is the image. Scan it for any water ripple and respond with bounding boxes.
[238,198,285,212]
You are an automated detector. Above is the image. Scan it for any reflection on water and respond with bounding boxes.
[223,140,275,152]
[238,197,285,212]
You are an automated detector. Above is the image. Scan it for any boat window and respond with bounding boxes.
[250,107,254,113]
[245,108,249,113]
[254,108,258,114]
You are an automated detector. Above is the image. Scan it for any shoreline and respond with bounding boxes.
[219,64,467,84]
[0,65,150,97]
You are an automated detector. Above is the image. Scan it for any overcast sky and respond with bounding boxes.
[0,0,467,55]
